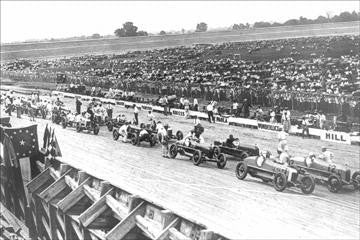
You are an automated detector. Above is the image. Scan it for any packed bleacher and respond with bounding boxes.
[1,35,360,131]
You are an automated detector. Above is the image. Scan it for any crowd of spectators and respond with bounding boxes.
[2,35,360,127]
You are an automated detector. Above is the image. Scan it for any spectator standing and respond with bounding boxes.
[184,98,190,118]
[302,117,310,138]
[134,104,140,125]
[206,102,214,123]
[106,103,113,119]
[193,98,198,111]
[242,98,251,118]
[76,97,82,114]
[232,102,238,116]
[319,111,326,129]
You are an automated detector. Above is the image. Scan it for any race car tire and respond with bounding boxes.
[328,175,342,193]
[216,153,227,169]
[192,150,203,166]
[61,118,67,129]
[107,123,113,132]
[93,125,100,135]
[300,175,315,194]
[273,172,287,192]
[213,146,221,159]
[150,135,157,147]
[240,152,248,160]
[352,171,360,190]
[131,135,139,145]
[76,123,82,132]
[169,144,178,159]
[113,130,119,141]
[176,131,184,140]
[235,162,248,180]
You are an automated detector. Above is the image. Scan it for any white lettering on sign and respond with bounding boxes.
[215,115,229,124]
[172,109,186,116]
[258,122,283,132]
[320,130,351,145]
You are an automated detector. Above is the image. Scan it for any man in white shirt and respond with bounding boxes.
[119,123,130,142]
[206,102,214,123]
[133,104,139,125]
[319,111,326,129]
[319,147,333,163]
[232,102,238,116]
[147,111,155,121]
[193,98,198,111]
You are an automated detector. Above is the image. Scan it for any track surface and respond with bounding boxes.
[1,21,359,61]
[1,92,359,239]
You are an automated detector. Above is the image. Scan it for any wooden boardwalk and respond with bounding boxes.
[6,113,360,239]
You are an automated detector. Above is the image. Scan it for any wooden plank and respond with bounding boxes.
[65,175,79,190]
[26,168,50,193]
[78,189,113,227]
[60,164,71,175]
[71,220,84,240]
[83,185,101,203]
[136,215,159,239]
[168,227,192,240]
[99,181,112,196]
[156,217,180,240]
[105,201,146,240]
[105,195,129,220]
[38,169,72,203]
[64,215,76,240]
[57,178,91,213]
[77,171,88,184]
[199,230,214,240]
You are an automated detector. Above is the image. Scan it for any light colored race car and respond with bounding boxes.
[235,152,315,194]
[289,155,360,193]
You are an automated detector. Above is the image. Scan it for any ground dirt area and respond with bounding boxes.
[1,88,359,239]
[1,21,359,61]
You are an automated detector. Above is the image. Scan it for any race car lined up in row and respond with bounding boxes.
[236,151,316,194]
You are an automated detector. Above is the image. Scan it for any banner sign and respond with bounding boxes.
[171,109,186,117]
[116,101,125,106]
[320,130,351,145]
[189,111,208,120]
[258,122,283,132]
[140,104,153,111]
[228,117,258,128]
[215,115,230,125]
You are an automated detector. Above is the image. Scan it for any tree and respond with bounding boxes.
[114,22,147,38]
[232,23,247,30]
[253,21,272,28]
[91,33,101,39]
[196,22,208,32]
[159,30,166,35]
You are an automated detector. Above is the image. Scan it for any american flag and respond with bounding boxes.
[1,125,39,159]
[43,126,62,158]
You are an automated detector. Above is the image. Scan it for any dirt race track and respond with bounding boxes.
[1,91,359,239]
[1,21,359,61]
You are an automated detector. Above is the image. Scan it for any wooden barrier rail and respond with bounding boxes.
[20,158,227,240]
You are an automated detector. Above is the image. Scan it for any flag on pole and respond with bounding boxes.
[2,125,39,159]
[43,124,50,149]
[47,128,62,158]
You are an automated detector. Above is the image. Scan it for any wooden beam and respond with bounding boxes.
[105,195,129,220]
[136,215,158,239]
[168,227,192,240]
[155,217,180,240]
[99,181,112,196]
[60,164,71,175]
[38,169,72,203]
[83,185,101,203]
[26,168,51,193]
[77,171,88,184]
[78,189,113,228]
[57,178,91,213]
[65,175,79,190]
[71,219,84,240]
[105,201,146,240]
[199,230,214,240]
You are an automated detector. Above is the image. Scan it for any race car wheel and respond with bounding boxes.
[61,118,67,129]
[150,135,157,147]
[176,131,184,140]
[107,123,113,132]
[113,130,119,141]
[235,162,248,180]
[352,171,360,190]
[213,146,221,159]
[93,125,100,135]
[273,172,288,192]
[192,150,203,166]
[216,153,227,169]
[131,135,139,145]
[300,175,315,194]
[240,152,248,160]
[328,175,342,193]
[76,123,82,132]
[169,144,178,159]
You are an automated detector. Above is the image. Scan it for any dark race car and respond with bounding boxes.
[213,139,259,160]
[52,107,70,124]
[76,120,100,135]
[168,139,227,169]
[106,118,126,131]
[235,152,315,194]
[127,125,158,147]
[289,155,360,193]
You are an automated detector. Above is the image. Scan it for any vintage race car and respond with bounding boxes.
[52,107,70,124]
[76,120,100,135]
[235,153,315,194]
[213,139,259,160]
[106,118,126,131]
[168,140,227,169]
[60,113,78,129]
[289,156,360,193]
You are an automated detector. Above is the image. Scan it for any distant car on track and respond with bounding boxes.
[235,152,315,194]
[168,140,227,169]
[289,155,360,193]
[213,139,259,160]
[76,120,100,135]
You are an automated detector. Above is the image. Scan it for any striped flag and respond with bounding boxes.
[47,129,62,158]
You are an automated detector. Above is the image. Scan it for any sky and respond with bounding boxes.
[1,1,358,43]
